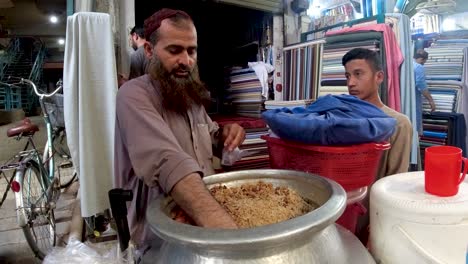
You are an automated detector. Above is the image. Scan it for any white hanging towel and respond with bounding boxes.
[248,61,274,98]
[63,12,117,217]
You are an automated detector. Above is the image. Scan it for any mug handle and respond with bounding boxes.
[459,157,468,184]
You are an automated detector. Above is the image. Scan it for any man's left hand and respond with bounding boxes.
[221,123,245,152]
[430,101,436,112]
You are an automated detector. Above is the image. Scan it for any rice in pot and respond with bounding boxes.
[209,181,317,228]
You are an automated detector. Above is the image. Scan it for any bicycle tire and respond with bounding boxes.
[18,160,57,260]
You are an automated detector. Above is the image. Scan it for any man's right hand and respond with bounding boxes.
[170,173,237,229]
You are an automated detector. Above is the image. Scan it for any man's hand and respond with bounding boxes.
[422,89,436,112]
[221,123,245,152]
[118,73,128,88]
[429,100,436,112]
[170,173,237,229]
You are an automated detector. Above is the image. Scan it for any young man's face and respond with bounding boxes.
[344,59,383,102]
[129,33,138,51]
[149,19,198,79]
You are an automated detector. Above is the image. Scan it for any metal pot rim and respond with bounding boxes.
[146,169,346,248]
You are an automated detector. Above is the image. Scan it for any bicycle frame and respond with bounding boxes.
[10,77,63,182]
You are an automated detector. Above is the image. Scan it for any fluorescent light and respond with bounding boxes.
[442,18,456,31]
[58,38,65,45]
[50,15,58,24]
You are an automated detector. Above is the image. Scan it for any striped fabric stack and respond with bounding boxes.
[420,39,468,165]
[420,112,467,167]
[424,40,468,81]
[422,81,462,113]
[226,68,264,118]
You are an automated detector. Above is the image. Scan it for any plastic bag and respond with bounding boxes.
[221,147,261,166]
[43,238,135,264]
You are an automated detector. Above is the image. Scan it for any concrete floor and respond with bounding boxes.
[0,117,78,263]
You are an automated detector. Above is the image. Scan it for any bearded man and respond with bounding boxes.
[114,8,245,255]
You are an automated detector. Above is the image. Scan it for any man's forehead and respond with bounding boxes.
[346,60,371,70]
[157,21,197,47]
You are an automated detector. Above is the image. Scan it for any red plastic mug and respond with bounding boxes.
[425,146,468,196]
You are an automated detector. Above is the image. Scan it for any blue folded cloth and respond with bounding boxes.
[262,94,397,145]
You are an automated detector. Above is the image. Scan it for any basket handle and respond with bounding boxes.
[374,142,391,150]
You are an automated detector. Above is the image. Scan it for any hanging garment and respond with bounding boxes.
[63,12,117,217]
[385,13,419,165]
[262,94,396,145]
[247,61,274,98]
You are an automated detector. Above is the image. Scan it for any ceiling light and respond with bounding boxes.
[442,18,456,31]
[58,38,65,45]
[50,15,58,24]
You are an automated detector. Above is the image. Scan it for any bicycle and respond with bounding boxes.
[0,77,74,260]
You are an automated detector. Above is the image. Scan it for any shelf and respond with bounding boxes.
[301,14,385,42]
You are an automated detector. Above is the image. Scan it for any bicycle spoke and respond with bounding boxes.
[19,160,56,258]
[0,171,13,207]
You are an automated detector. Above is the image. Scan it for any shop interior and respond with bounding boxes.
[0,0,468,263]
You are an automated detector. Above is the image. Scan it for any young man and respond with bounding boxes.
[342,48,413,244]
[342,48,413,178]
[128,26,149,80]
[115,9,245,253]
[413,49,436,134]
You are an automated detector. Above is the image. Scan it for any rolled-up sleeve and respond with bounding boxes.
[414,65,427,92]
[116,86,202,193]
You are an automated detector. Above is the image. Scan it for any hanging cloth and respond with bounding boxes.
[63,12,117,217]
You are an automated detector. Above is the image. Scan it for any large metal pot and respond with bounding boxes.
[146,169,375,263]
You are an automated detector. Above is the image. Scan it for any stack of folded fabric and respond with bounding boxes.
[424,40,468,81]
[422,81,462,113]
[226,68,264,118]
[420,112,467,168]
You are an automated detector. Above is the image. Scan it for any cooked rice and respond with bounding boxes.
[210,181,316,228]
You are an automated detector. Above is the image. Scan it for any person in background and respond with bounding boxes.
[129,26,150,80]
[114,8,245,258]
[342,48,413,243]
[413,49,436,134]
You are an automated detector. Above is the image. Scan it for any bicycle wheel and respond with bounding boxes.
[17,160,56,260]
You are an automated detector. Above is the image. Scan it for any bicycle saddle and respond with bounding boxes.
[7,118,39,137]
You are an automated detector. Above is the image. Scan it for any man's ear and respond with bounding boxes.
[144,42,153,59]
[376,70,384,84]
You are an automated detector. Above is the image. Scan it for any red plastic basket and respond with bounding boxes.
[261,135,390,191]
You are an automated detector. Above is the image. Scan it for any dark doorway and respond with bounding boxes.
[135,1,272,113]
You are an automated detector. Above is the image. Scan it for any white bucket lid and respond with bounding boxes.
[370,171,468,224]
[346,187,368,205]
